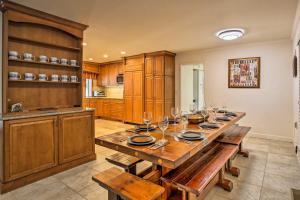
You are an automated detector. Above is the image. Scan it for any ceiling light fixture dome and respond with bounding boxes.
[216,28,245,41]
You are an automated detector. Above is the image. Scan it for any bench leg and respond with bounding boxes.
[226,159,240,177]
[217,168,233,192]
[126,166,137,175]
[108,191,121,200]
[238,143,249,158]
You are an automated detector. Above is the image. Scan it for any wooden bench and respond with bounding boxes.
[161,142,238,200]
[106,152,143,175]
[92,167,165,200]
[216,125,251,177]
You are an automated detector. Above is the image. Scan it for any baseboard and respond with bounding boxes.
[249,131,293,142]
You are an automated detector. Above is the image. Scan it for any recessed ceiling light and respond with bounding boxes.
[120,51,126,55]
[103,54,108,58]
[88,58,93,61]
[82,42,87,46]
[216,28,245,41]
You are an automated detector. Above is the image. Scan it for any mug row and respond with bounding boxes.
[9,72,79,82]
[9,51,79,66]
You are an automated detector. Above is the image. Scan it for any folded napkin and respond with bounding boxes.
[199,122,219,129]
[216,116,231,121]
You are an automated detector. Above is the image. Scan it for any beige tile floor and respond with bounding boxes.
[1,119,300,200]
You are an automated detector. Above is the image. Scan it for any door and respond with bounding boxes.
[4,116,58,181]
[59,113,94,164]
[180,64,205,112]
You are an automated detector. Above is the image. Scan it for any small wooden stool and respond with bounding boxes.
[106,152,143,175]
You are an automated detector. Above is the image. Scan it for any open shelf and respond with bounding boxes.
[8,58,81,69]
[8,35,81,52]
[8,79,80,84]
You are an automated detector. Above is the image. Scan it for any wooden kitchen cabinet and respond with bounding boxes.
[124,55,144,124]
[110,99,124,120]
[99,60,123,87]
[4,116,58,181]
[58,112,94,164]
[100,65,109,86]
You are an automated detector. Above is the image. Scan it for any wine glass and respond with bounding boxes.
[171,107,180,125]
[181,114,189,133]
[143,112,152,135]
[189,103,196,114]
[201,107,208,123]
[212,106,219,122]
[222,105,227,115]
[158,116,169,144]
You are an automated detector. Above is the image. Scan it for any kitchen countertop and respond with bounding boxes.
[84,97,123,100]
[0,107,95,121]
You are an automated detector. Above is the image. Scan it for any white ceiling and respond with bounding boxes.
[12,0,299,62]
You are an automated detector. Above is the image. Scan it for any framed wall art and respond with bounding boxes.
[228,57,260,88]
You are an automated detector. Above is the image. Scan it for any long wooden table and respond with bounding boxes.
[95,112,245,169]
[95,112,245,199]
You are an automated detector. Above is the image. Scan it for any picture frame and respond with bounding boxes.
[228,57,260,88]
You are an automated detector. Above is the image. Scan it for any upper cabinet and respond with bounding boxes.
[99,61,123,87]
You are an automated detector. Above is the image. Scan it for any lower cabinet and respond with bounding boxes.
[83,98,124,121]
[59,113,94,164]
[2,111,95,183]
[4,116,58,181]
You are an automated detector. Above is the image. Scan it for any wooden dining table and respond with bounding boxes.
[95,112,246,198]
[96,112,245,168]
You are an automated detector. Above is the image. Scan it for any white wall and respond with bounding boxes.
[292,1,300,149]
[176,40,293,141]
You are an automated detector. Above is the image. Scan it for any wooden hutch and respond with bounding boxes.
[0,1,95,193]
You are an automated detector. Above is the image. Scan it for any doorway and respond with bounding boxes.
[180,64,204,112]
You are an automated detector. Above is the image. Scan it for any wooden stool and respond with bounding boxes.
[92,167,165,200]
[106,152,143,175]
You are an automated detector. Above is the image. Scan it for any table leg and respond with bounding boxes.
[217,167,233,192]
[226,158,240,177]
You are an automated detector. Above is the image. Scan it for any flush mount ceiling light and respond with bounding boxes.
[103,54,108,58]
[82,42,87,46]
[120,51,126,55]
[216,28,245,41]
[88,58,93,61]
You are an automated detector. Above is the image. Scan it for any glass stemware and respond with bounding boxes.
[201,107,208,123]
[143,112,152,135]
[158,116,169,144]
[222,105,227,115]
[189,103,196,114]
[181,114,189,133]
[171,107,180,125]
[212,106,219,122]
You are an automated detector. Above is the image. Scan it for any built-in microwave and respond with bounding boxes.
[116,74,123,84]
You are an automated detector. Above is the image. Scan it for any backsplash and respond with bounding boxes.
[105,86,124,98]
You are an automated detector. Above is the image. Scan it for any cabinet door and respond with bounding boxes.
[101,66,109,86]
[154,76,164,101]
[4,116,58,181]
[132,71,144,124]
[82,98,90,108]
[59,113,94,164]
[154,100,164,122]
[110,100,124,120]
[117,62,124,74]
[145,76,153,101]
[154,56,164,76]
[102,99,111,117]
[96,99,103,117]
[145,57,154,76]
[124,71,133,97]
[109,64,118,86]
[124,96,133,122]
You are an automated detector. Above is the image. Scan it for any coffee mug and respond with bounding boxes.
[38,74,48,81]
[60,58,68,65]
[9,72,21,80]
[9,51,18,57]
[50,57,58,63]
[39,55,48,63]
[51,74,59,82]
[70,75,78,82]
[24,53,33,61]
[24,73,35,81]
[70,60,78,66]
[61,75,69,82]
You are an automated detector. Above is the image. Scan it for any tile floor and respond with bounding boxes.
[1,119,300,200]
